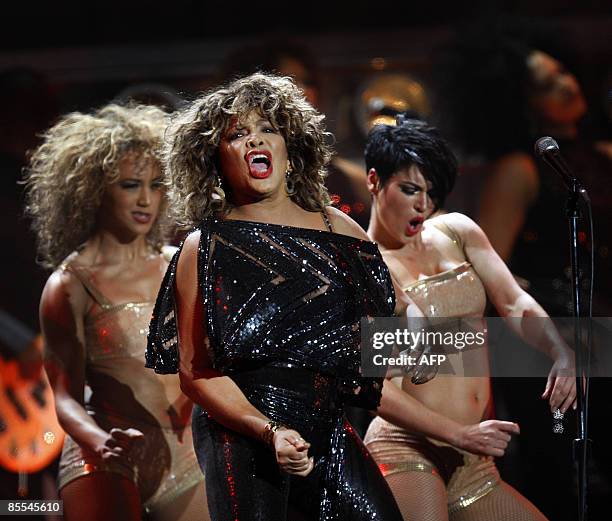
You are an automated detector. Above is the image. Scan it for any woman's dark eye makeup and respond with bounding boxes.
[227,123,276,140]
[119,178,163,190]
[400,182,435,200]
[228,129,244,140]
[120,180,140,189]
[399,183,421,195]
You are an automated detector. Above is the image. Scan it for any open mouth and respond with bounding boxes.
[132,212,152,224]
[246,150,273,179]
[405,217,424,235]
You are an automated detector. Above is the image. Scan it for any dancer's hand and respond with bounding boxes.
[96,427,145,462]
[273,429,314,477]
[542,353,576,413]
[456,420,519,457]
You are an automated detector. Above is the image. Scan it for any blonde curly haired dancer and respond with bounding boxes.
[24,103,209,521]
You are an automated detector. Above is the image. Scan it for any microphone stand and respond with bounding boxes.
[566,177,590,521]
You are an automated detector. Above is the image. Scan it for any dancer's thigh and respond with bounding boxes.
[146,480,210,521]
[60,472,141,521]
[386,470,449,521]
[450,481,548,521]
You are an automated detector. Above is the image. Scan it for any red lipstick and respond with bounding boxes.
[405,217,424,236]
[245,150,273,179]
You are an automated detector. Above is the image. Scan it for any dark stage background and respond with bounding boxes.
[1,1,611,520]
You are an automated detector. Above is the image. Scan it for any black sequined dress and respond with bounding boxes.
[146,216,403,521]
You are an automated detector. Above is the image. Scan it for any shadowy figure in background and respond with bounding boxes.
[437,24,611,312]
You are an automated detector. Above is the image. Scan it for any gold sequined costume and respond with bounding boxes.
[56,263,203,515]
[364,222,547,520]
[365,417,499,514]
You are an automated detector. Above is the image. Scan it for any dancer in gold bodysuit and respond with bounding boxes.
[362,119,576,520]
[23,104,208,521]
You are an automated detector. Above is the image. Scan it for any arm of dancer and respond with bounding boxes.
[377,380,520,457]
[40,270,143,461]
[449,212,577,413]
[477,152,539,262]
[174,230,313,476]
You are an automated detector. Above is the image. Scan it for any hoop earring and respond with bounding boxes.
[211,175,226,202]
[285,169,296,196]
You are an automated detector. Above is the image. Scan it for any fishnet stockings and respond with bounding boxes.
[451,481,547,521]
[386,471,450,521]
[385,472,548,521]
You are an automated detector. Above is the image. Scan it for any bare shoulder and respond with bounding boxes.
[161,244,179,263]
[175,228,201,288]
[325,206,369,241]
[40,266,87,327]
[180,228,201,256]
[431,211,477,229]
[429,212,485,243]
[39,261,91,369]
[490,151,540,201]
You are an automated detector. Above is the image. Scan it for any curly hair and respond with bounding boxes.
[164,72,332,227]
[23,103,169,269]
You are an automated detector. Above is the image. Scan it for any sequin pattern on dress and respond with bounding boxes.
[147,217,403,521]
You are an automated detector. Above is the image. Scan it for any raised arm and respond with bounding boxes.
[40,271,142,461]
[449,212,576,412]
[175,230,313,475]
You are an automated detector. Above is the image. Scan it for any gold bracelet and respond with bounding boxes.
[262,420,285,448]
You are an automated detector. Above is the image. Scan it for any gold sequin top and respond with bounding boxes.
[404,261,486,318]
[62,262,180,429]
[402,221,486,318]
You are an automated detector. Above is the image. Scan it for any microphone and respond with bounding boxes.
[534,137,587,198]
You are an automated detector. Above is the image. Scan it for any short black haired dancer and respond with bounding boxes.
[363,119,576,520]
